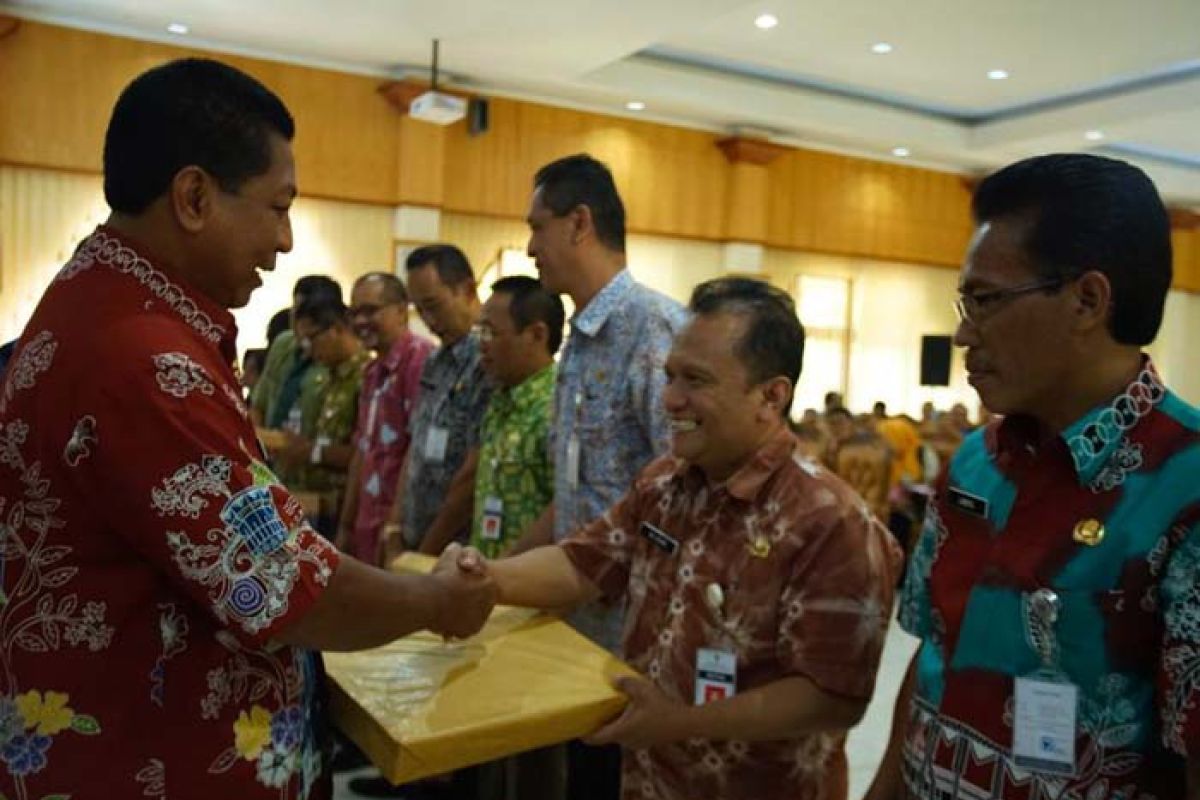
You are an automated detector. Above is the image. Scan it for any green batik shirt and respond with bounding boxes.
[470,363,556,559]
[250,330,330,429]
[280,348,372,494]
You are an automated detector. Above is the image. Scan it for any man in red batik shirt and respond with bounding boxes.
[0,58,494,800]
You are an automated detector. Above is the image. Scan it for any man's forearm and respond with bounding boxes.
[275,555,444,651]
[677,674,866,743]
[335,451,363,548]
[490,545,599,610]
[417,451,478,555]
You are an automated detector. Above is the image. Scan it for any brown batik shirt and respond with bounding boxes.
[561,426,904,800]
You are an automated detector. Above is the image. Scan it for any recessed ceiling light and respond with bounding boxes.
[626,101,646,112]
[755,13,779,30]
[166,22,189,35]
[987,69,1009,80]
[892,147,910,158]
[1085,130,1105,141]
[871,42,894,54]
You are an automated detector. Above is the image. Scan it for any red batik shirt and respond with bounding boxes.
[0,228,339,799]
[560,426,904,800]
[349,329,432,561]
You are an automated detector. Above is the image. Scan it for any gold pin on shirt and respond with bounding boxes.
[747,535,771,558]
[1073,518,1105,546]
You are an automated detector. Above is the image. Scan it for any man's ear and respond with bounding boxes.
[570,204,593,246]
[760,377,794,421]
[169,166,215,234]
[1071,270,1113,334]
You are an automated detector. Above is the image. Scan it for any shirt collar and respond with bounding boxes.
[441,329,480,364]
[571,270,634,338]
[994,356,1165,486]
[678,425,798,503]
[331,348,370,381]
[494,363,555,411]
[88,225,239,364]
[380,329,418,370]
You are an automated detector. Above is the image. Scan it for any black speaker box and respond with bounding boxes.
[920,335,952,386]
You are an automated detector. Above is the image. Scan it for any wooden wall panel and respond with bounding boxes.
[0,21,399,203]
[1171,228,1200,293]
[767,149,974,268]
[440,99,729,239]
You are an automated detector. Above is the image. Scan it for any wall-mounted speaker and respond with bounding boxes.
[920,335,952,386]
[468,98,489,136]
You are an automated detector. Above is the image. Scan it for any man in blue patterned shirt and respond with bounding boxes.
[387,245,491,558]
[513,153,687,800]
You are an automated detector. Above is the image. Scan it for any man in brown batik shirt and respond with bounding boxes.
[445,277,903,800]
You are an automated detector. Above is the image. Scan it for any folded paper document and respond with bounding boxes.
[323,554,634,783]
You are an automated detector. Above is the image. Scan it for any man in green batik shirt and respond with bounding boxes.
[470,276,565,560]
[274,294,371,537]
[249,274,340,428]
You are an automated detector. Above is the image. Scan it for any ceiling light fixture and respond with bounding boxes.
[1085,130,1105,141]
[755,13,779,30]
[626,101,646,112]
[871,42,894,54]
[987,69,1009,80]
[892,147,910,158]
[166,22,189,35]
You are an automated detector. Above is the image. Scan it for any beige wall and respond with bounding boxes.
[0,166,107,339]
[1148,290,1200,406]
[233,198,393,350]
[763,249,977,418]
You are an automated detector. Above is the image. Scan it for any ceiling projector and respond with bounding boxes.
[410,90,467,125]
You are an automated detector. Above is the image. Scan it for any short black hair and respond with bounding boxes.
[266,308,292,345]
[104,58,295,214]
[293,275,342,307]
[404,244,475,288]
[689,277,805,414]
[533,154,626,253]
[243,348,268,375]
[354,272,409,305]
[490,276,566,356]
[972,153,1171,346]
[293,295,348,331]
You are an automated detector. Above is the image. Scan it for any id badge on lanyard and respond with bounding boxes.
[1013,588,1078,776]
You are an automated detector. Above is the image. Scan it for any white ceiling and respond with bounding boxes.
[5,0,1199,205]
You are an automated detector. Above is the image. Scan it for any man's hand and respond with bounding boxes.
[429,543,496,639]
[585,676,690,749]
[378,522,404,569]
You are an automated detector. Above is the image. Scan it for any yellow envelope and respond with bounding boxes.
[324,553,635,784]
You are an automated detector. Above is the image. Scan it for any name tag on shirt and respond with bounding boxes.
[425,426,449,463]
[694,648,737,705]
[947,486,989,518]
[639,522,678,555]
[1013,676,1078,776]
[565,434,580,490]
[481,496,503,541]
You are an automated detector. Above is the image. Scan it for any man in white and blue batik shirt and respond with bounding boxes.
[516,153,686,800]
[392,244,492,556]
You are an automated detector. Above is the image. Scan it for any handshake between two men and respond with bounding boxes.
[431,540,696,750]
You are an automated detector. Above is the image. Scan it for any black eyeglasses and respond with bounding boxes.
[954,278,1066,326]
